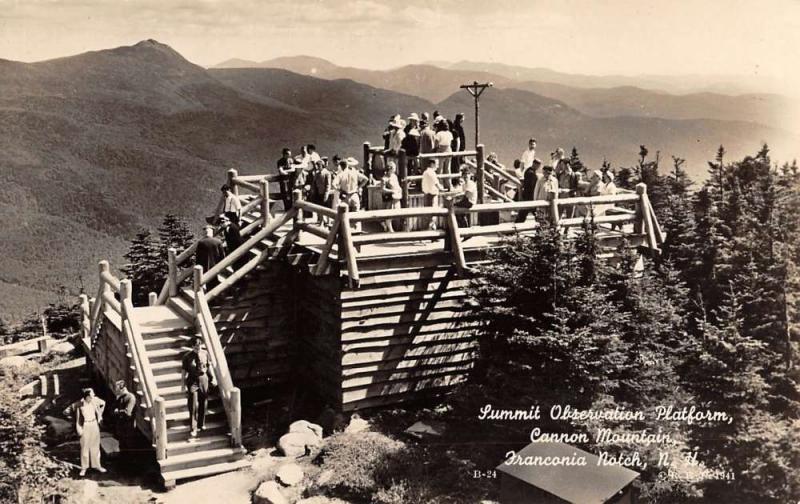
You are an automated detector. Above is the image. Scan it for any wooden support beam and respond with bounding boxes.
[445,198,467,275]
[314,205,344,275]
[227,169,239,197]
[637,183,659,252]
[260,178,271,226]
[398,148,408,212]
[148,292,157,306]
[230,387,242,446]
[476,144,485,203]
[168,248,178,297]
[154,396,167,460]
[550,197,560,227]
[339,205,360,288]
[293,189,303,223]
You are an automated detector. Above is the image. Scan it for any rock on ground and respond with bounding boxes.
[288,420,323,440]
[0,355,30,369]
[277,432,322,458]
[252,481,287,504]
[275,463,304,486]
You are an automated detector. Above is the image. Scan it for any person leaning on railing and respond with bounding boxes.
[381,161,403,232]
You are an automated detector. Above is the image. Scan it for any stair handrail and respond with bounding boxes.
[119,279,167,459]
[194,289,242,447]
[156,195,268,305]
[199,207,298,292]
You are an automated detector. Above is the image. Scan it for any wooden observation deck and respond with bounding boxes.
[77,143,664,487]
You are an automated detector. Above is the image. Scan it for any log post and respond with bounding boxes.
[550,197,560,227]
[637,183,658,251]
[338,204,360,288]
[363,142,371,178]
[230,387,242,447]
[98,260,110,296]
[398,148,408,209]
[227,169,239,197]
[445,198,467,275]
[39,375,47,397]
[148,292,157,306]
[192,265,203,315]
[476,144,486,204]
[52,373,60,396]
[154,396,167,460]
[79,294,90,340]
[260,178,271,226]
[293,189,303,224]
[167,248,178,297]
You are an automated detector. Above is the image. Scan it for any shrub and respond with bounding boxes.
[315,431,403,500]
[0,372,68,503]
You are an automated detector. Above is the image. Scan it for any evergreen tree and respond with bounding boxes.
[568,147,585,173]
[158,214,195,266]
[121,229,162,305]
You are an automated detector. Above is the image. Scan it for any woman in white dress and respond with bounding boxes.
[76,388,106,476]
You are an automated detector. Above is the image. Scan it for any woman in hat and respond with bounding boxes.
[76,387,106,476]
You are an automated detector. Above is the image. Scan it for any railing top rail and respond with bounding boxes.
[406,173,463,182]
[234,174,281,183]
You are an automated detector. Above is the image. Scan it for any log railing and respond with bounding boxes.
[333,182,662,285]
[80,263,167,459]
[194,288,241,447]
[156,169,280,305]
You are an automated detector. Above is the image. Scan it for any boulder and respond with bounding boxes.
[343,415,369,434]
[288,419,323,440]
[0,355,30,370]
[275,463,304,486]
[252,481,287,504]
[50,341,75,354]
[277,431,321,458]
[43,415,75,442]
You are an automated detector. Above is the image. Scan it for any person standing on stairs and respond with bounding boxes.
[219,215,245,270]
[75,387,107,476]
[216,184,242,226]
[182,336,216,439]
[195,226,225,290]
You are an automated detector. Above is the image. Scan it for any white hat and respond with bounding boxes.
[407,113,420,121]
[345,157,359,166]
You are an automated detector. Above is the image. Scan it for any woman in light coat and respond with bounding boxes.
[76,388,106,476]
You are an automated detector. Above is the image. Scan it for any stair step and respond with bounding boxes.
[147,347,191,363]
[154,372,184,388]
[167,434,232,456]
[165,407,225,423]
[164,396,221,414]
[143,335,193,351]
[160,457,250,485]
[150,360,184,375]
[167,420,227,441]
[168,297,194,322]
[158,446,246,472]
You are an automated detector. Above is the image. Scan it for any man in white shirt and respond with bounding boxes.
[421,159,444,230]
[215,184,242,225]
[520,138,537,170]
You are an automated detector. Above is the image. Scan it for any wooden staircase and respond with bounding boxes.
[132,305,249,487]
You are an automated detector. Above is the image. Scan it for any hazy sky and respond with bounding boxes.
[1,0,799,91]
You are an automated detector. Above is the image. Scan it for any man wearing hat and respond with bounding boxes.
[533,164,559,223]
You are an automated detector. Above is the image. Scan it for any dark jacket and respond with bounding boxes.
[520,167,538,201]
[222,223,243,253]
[195,236,224,272]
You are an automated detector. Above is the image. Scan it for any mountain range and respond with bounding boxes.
[1,40,797,318]
[215,56,795,131]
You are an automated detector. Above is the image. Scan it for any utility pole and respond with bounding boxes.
[460,81,493,148]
